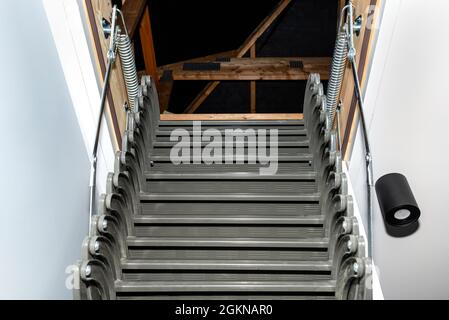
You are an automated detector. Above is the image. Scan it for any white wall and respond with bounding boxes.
[43,0,115,196]
[0,0,113,299]
[349,0,449,299]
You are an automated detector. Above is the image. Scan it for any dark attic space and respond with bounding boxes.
[133,0,338,114]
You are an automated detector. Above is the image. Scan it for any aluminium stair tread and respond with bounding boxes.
[156,129,307,137]
[117,295,336,300]
[155,135,308,142]
[153,141,309,148]
[149,154,313,162]
[115,280,336,293]
[133,214,325,238]
[144,179,317,194]
[127,237,329,248]
[121,259,332,271]
[145,163,314,174]
[133,227,324,239]
[128,249,329,261]
[144,172,317,180]
[150,148,311,158]
[140,193,320,202]
[141,202,320,217]
[133,215,324,225]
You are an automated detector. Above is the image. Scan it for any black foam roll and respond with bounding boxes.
[375,173,421,237]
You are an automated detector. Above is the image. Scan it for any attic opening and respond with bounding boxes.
[131,0,338,114]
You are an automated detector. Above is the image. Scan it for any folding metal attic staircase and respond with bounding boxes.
[73,74,372,300]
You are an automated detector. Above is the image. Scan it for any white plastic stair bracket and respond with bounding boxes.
[343,161,384,300]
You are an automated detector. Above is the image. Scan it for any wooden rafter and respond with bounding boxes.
[158,49,236,113]
[167,57,331,81]
[184,81,221,114]
[121,0,147,39]
[250,45,257,113]
[161,113,304,121]
[158,50,237,76]
[237,0,293,58]
[139,6,159,88]
[185,0,293,114]
[158,79,174,112]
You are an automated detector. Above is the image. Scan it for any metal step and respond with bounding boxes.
[133,215,324,238]
[134,226,324,239]
[151,147,311,157]
[121,264,332,282]
[155,135,308,142]
[153,141,309,148]
[133,215,324,225]
[145,172,317,180]
[128,248,329,261]
[121,273,332,282]
[127,237,329,249]
[122,259,331,272]
[149,154,312,163]
[115,280,336,293]
[141,202,321,217]
[144,179,318,194]
[140,193,320,203]
[146,163,314,174]
[117,294,336,300]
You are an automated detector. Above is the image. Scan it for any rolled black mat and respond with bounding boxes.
[375,173,421,237]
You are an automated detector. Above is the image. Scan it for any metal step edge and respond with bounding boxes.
[153,141,309,148]
[144,172,317,181]
[127,237,329,248]
[149,155,313,162]
[117,295,336,300]
[121,260,332,271]
[156,129,307,136]
[133,215,325,225]
[115,280,336,293]
[139,193,320,202]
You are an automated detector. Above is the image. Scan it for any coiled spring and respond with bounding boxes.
[326,31,348,124]
[117,33,139,110]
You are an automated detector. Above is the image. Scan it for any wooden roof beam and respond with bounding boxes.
[169,57,331,81]
[237,0,293,57]
[121,0,147,39]
[158,50,237,75]
[161,113,304,121]
[185,0,293,113]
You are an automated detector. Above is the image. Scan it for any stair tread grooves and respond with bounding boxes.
[140,193,320,202]
[144,173,317,180]
[127,237,329,248]
[115,280,336,292]
[117,295,336,300]
[149,155,312,162]
[141,204,320,217]
[150,150,311,158]
[133,215,324,225]
[153,141,309,148]
[156,130,307,137]
[144,164,315,174]
[122,260,332,271]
